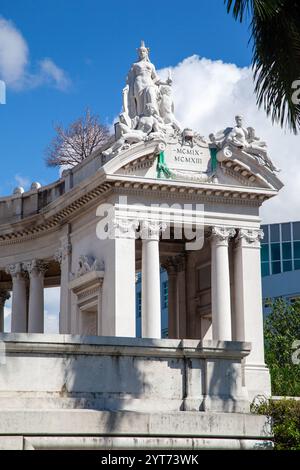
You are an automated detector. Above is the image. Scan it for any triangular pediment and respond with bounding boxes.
[103,135,283,192]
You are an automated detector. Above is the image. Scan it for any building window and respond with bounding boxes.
[261,262,270,277]
[295,260,300,270]
[293,241,300,259]
[261,225,269,243]
[293,222,300,241]
[271,243,281,261]
[162,281,168,309]
[282,242,292,259]
[281,223,291,241]
[283,260,292,272]
[137,292,142,318]
[162,327,168,338]
[271,261,281,275]
[261,244,270,262]
[270,224,280,242]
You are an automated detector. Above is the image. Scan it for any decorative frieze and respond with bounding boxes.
[74,255,105,279]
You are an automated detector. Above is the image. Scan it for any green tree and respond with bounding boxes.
[225,0,300,133]
[264,298,300,396]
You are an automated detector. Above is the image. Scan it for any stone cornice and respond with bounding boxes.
[0,181,113,246]
[0,169,276,246]
[0,333,251,359]
[109,174,277,205]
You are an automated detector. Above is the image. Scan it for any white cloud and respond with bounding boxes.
[0,17,28,87]
[159,56,299,224]
[37,58,70,91]
[0,16,70,91]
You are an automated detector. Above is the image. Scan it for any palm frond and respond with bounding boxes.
[225,0,300,133]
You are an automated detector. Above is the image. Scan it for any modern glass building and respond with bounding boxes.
[261,221,300,277]
[261,221,300,310]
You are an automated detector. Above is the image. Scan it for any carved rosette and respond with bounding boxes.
[23,260,48,278]
[109,218,139,239]
[140,220,167,241]
[236,228,264,248]
[210,226,236,246]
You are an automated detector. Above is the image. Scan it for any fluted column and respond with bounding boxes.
[0,289,10,332]
[210,226,235,341]
[6,263,27,332]
[24,260,47,333]
[141,221,166,339]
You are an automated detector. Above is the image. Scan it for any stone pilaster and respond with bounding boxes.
[101,219,137,337]
[233,228,270,399]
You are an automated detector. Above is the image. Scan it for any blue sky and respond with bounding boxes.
[0,0,252,195]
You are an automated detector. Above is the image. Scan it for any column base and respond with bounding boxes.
[244,364,271,403]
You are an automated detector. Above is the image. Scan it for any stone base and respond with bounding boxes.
[245,364,272,402]
[0,409,272,450]
[0,334,273,450]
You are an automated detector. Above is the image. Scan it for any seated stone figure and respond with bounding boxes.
[209,115,278,172]
[102,113,145,156]
[158,84,181,133]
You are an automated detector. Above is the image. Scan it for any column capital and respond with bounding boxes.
[6,262,26,279]
[164,253,186,274]
[109,218,139,239]
[210,226,236,246]
[0,288,10,306]
[54,242,72,265]
[24,259,48,277]
[163,257,177,276]
[140,220,167,241]
[236,228,264,248]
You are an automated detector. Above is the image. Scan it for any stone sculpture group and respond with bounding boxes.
[103,41,278,174]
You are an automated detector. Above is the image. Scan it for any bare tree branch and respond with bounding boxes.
[45,108,111,168]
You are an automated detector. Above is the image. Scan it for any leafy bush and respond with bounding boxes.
[264,298,300,396]
[252,398,300,450]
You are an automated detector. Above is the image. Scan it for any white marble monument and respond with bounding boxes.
[0,42,283,450]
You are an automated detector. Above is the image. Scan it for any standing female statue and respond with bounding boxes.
[123,41,171,119]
